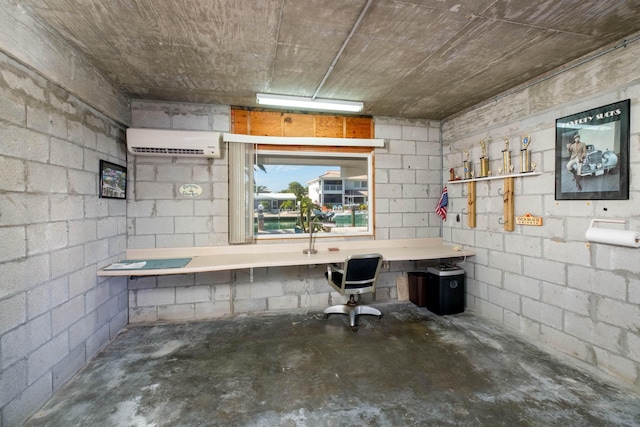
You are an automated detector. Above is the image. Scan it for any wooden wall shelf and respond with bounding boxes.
[446,171,542,231]
[447,171,542,184]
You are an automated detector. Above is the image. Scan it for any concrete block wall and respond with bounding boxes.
[373,117,443,240]
[127,100,230,249]
[127,105,443,323]
[441,38,640,388]
[0,52,129,425]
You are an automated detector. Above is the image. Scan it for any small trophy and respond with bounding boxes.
[478,140,489,177]
[463,150,472,179]
[520,135,533,173]
[501,137,511,175]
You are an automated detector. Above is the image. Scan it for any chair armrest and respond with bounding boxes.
[326,263,344,286]
[329,263,344,274]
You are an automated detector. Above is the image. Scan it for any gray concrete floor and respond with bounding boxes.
[26,302,640,426]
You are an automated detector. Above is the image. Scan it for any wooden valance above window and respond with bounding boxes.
[231,107,374,139]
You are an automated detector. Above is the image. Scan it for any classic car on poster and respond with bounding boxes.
[555,99,630,200]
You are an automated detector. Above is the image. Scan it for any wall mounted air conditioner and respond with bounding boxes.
[126,128,222,158]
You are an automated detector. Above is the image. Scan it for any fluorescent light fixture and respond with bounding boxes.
[256,93,363,113]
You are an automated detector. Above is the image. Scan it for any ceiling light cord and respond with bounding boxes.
[312,0,373,101]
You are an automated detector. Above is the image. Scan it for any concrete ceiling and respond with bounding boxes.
[18,0,640,120]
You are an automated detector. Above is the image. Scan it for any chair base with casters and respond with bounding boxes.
[324,295,382,331]
[323,253,384,331]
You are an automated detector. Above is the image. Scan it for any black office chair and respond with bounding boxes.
[324,253,383,331]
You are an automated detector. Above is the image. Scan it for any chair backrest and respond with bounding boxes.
[341,253,383,291]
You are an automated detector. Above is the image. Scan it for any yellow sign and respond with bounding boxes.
[516,213,543,226]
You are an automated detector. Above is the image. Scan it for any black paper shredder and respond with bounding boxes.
[426,264,465,315]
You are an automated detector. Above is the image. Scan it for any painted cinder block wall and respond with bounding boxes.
[441,37,640,387]
[0,44,129,427]
[127,100,444,323]
[0,2,131,424]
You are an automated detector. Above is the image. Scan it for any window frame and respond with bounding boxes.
[253,144,375,241]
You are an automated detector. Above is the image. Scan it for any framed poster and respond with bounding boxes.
[99,160,127,199]
[555,99,630,200]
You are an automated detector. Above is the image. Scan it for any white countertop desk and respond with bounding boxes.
[97,238,473,277]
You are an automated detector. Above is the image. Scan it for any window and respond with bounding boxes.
[228,143,374,244]
[253,147,374,240]
[225,133,383,244]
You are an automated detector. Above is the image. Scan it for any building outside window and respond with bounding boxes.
[308,172,368,210]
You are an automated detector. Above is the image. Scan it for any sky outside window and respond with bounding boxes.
[255,165,330,193]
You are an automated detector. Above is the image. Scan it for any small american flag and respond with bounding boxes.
[435,186,448,221]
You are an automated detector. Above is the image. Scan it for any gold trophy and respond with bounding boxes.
[520,135,533,173]
[501,137,512,174]
[478,140,489,177]
[463,150,472,179]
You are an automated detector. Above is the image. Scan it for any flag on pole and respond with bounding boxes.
[435,186,448,220]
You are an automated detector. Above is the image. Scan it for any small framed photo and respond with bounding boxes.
[99,160,127,199]
[555,99,630,200]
